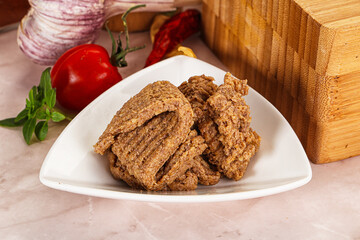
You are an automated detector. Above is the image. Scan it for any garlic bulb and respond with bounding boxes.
[17,0,200,65]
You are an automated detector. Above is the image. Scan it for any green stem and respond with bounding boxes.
[114,45,146,62]
[121,4,146,50]
[105,22,117,57]
[108,4,146,68]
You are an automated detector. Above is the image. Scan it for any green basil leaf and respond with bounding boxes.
[36,85,44,100]
[51,111,65,122]
[26,99,31,109]
[44,89,51,107]
[35,121,48,141]
[44,88,56,109]
[42,68,56,108]
[48,90,56,109]
[0,117,26,127]
[36,109,47,120]
[40,68,52,92]
[28,86,37,105]
[39,69,47,91]
[28,88,34,104]
[34,93,44,110]
[23,118,36,144]
[15,108,29,122]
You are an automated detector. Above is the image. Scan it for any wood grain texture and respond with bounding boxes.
[202,0,360,163]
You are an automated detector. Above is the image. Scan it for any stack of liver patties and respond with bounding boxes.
[94,73,260,191]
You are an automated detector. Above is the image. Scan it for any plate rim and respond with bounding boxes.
[40,174,311,203]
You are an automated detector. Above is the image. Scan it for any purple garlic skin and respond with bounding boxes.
[18,0,106,65]
[17,0,179,65]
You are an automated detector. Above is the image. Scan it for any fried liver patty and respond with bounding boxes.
[180,73,261,181]
[94,81,219,191]
[94,81,193,156]
[95,73,260,191]
[178,74,218,124]
[108,130,220,191]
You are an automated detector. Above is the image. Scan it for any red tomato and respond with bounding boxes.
[51,44,122,111]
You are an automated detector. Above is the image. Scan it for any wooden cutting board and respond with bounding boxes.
[202,0,360,163]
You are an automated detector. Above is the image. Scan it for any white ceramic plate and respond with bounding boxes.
[39,56,312,203]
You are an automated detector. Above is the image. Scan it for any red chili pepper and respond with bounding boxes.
[145,9,201,67]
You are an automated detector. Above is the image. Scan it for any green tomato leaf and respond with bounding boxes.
[0,117,26,127]
[23,118,36,145]
[35,121,48,141]
[51,111,65,122]
[15,108,29,122]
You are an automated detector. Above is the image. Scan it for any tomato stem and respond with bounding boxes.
[106,4,146,68]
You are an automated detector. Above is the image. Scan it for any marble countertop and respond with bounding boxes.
[1,28,359,240]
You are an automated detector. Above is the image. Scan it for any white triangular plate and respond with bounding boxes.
[40,56,312,203]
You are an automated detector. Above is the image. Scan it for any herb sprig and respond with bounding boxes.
[0,67,71,144]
